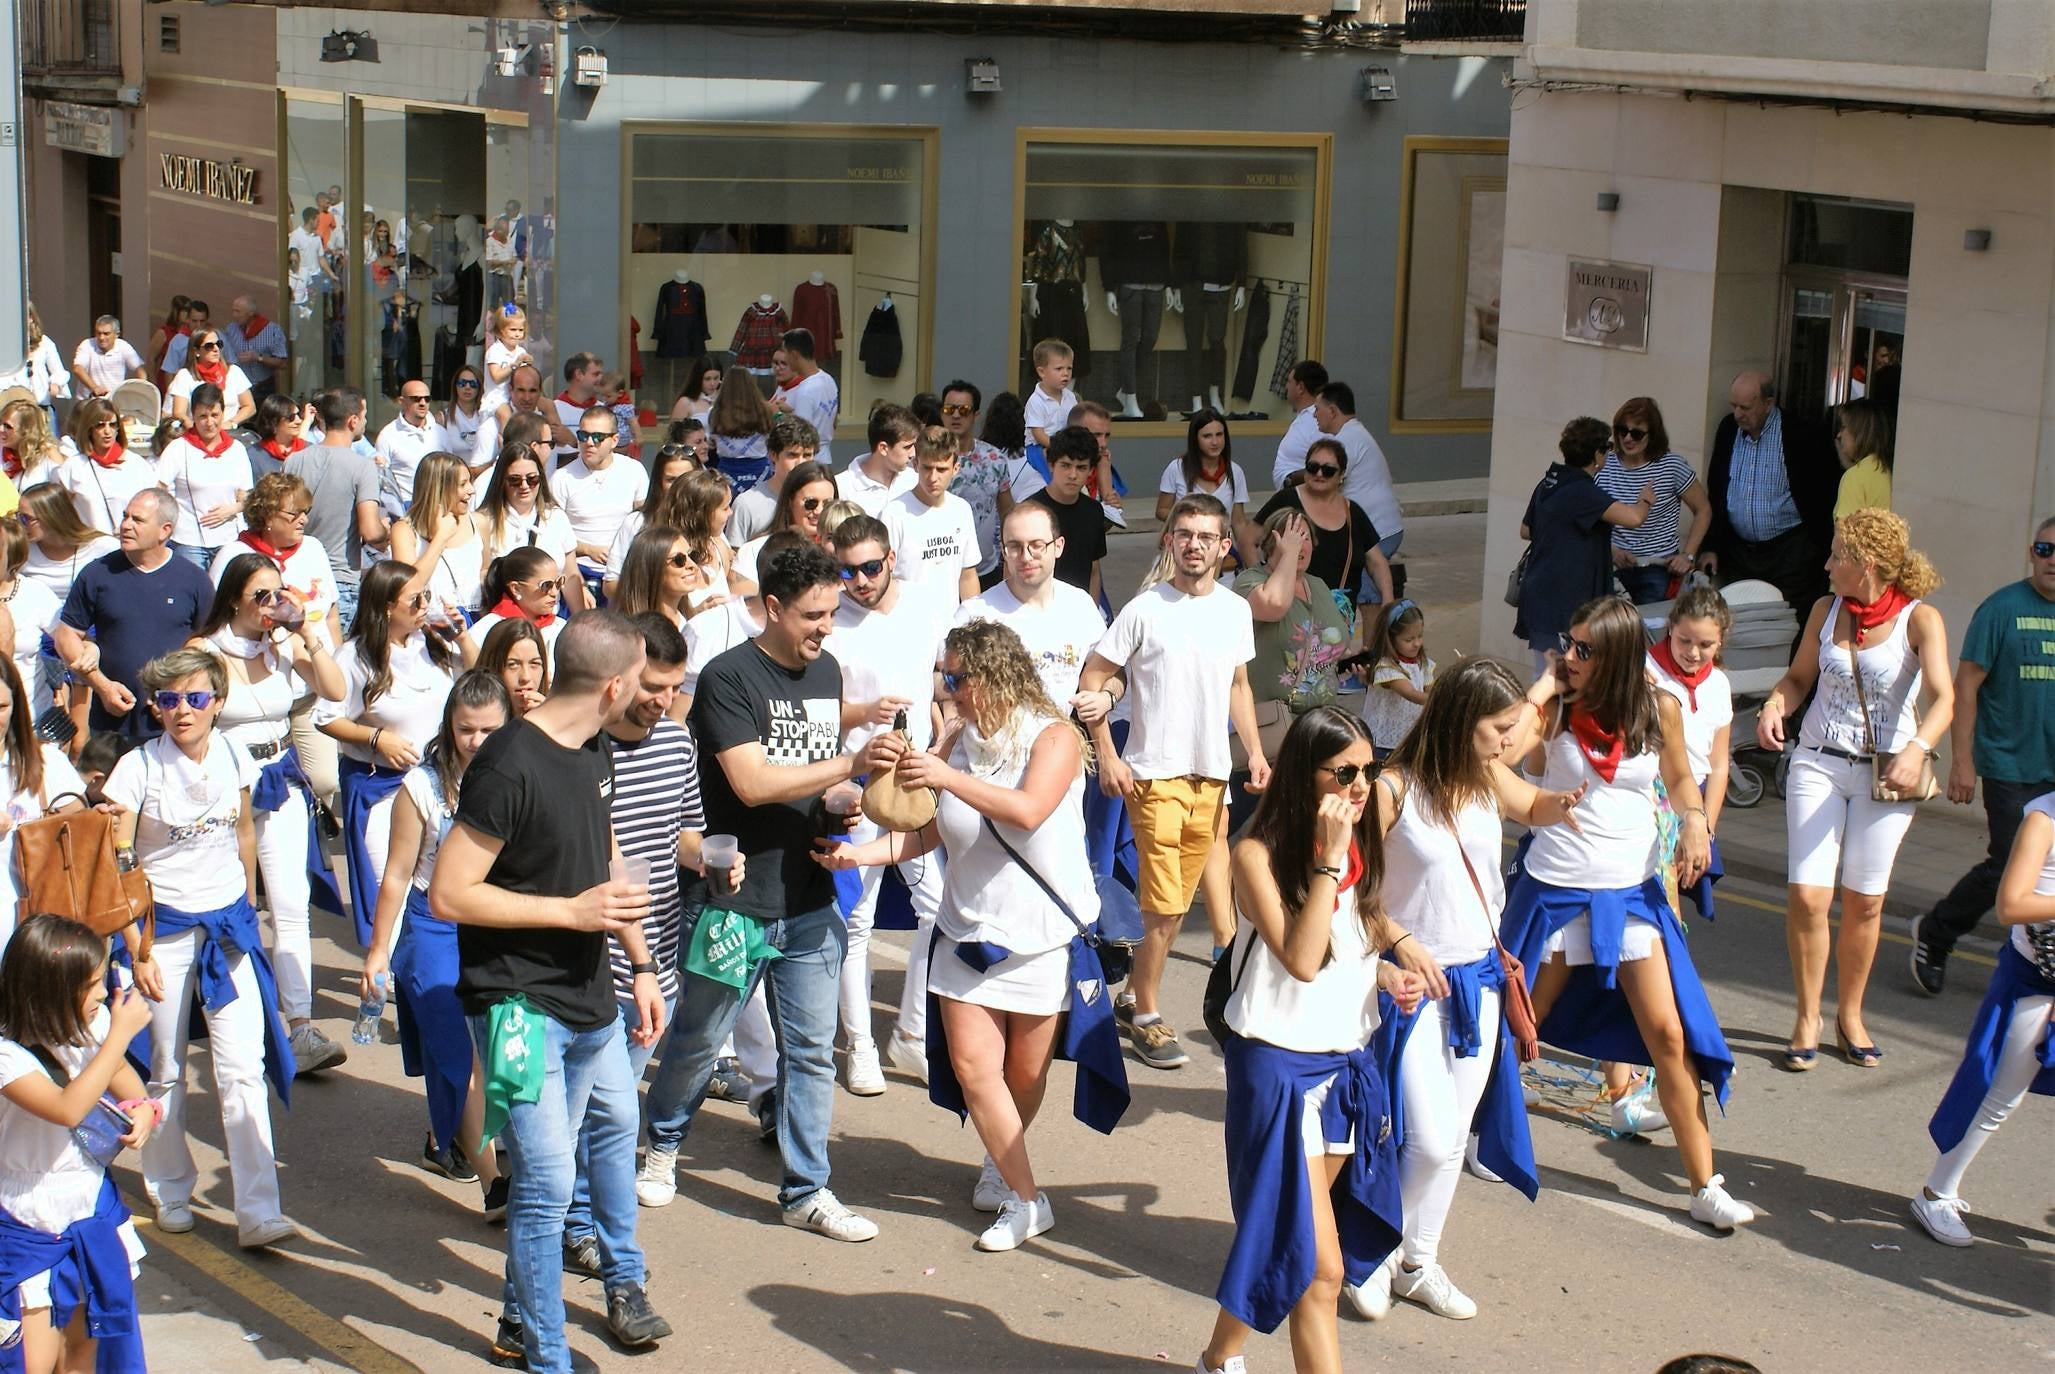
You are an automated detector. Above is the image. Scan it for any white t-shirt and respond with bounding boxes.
[210,534,336,626]
[1647,655,1735,782]
[154,434,254,549]
[72,337,144,395]
[1158,459,1250,510]
[781,370,839,464]
[400,764,457,892]
[207,635,303,755]
[833,590,951,753]
[21,536,119,604]
[1272,404,1320,489]
[1024,385,1077,439]
[604,509,650,582]
[103,732,260,910]
[1337,417,1403,539]
[168,365,254,423]
[0,1007,130,1233]
[314,634,456,764]
[0,746,88,939]
[1363,655,1435,752]
[374,414,448,515]
[444,404,487,461]
[550,457,648,574]
[484,503,577,570]
[2015,794,2055,963]
[480,339,528,415]
[835,460,915,518]
[1092,582,1255,781]
[882,489,979,590]
[955,580,1106,705]
[684,599,762,699]
[57,454,160,535]
[1008,455,1047,504]
[3,577,62,719]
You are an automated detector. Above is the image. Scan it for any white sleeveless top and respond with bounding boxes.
[1524,726,1661,890]
[209,633,304,755]
[400,764,456,892]
[1380,780,1504,966]
[1225,878,1379,1053]
[2015,794,2055,963]
[1801,596,1923,755]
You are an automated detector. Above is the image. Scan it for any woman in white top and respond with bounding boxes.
[390,453,488,618]
[442,364,487,462]
[211,473,339,647]
[476,434,578,594]
[153,382,253,569]
[314,560,476,950]
[1757,508,1953,1070]
[1501,595,1751,1233]
[108,647,296,1249]
[733,460,836,586]
[1350,658,1583,1323]
[1199,707,1425,1374]
[468,545,565,670]
[191,553,346,1078]
[165,327,255,428]
[361,671,511,1212]
[0,520,63,729]
[599,440,700,581]
[817,619,1112,1254]
[17,483,118,606]
[0,304,69,416]
[0,655,87,950]
[53,399,157,537]
[1156,410,1253,557]
[0,399,62,492]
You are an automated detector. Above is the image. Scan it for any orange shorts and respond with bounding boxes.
[1125,776,1227,916]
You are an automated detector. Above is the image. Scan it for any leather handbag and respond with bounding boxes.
[1503,545,1531,609]
[1229,698,1292,774]
[1455,839,1539,1064]
[861,711,938,833]
[14,794,154,962]
[1847,608,1938,804]
[1202,930,1259,1045]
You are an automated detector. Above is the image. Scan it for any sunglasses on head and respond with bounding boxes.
[1303,462,1341,479]
[1558,632,1595,661]
[1614,425,1649,441]
[940,669,967,694]
[153,690,216,713]
[838,558,887,581]
[1316,763,1369,787]
[2036,541,2055,559]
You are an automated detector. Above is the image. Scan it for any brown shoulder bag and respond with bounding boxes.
[14,794,155,961]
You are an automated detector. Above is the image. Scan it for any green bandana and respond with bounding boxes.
[480,994,546,1144]
[684,906,783,989]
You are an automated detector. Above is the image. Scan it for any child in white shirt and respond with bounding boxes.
[1360,599,1434,757]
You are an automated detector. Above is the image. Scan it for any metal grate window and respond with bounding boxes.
[160,14,179,53]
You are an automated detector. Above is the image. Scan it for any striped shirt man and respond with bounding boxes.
[606,716,703,1004]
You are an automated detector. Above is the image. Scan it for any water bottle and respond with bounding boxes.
[352,971,388,1045]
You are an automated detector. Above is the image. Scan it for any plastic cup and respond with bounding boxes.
[701,835,739,893]
[611,855,652,890]
[823,782,862,816]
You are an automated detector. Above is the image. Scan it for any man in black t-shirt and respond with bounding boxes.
[1026,426,1109,604]
[640,542,896,1244]
[432,612,672,1368]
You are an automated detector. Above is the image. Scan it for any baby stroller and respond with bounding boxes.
[1639,577,1799,808]
[110,377,163,452]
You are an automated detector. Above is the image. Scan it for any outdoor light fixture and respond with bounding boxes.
[1596,192,1621,212]
[320,30,378,63]
[1360,66,1397,103]
[966,58,1001,94]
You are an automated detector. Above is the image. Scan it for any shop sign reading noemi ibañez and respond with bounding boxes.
[1563,259,1650,351]
[158,152,259,207]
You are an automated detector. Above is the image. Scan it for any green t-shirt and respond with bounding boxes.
[1961,579,2055,783]
[1232,568,1352,712]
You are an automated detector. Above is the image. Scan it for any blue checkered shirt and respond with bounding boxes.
[1725,408,1800,543]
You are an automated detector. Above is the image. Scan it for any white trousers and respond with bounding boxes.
[838,817,944,1050]
[1397,989,1501,1266]
[256,787,313,1021]
[1785,750,1916,896]
[1925,993,2051,1198]
[141,927,284,1230]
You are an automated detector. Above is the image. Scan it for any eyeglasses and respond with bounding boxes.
[504,472,541,489]
[1614,425,1649,441]
[1170,529,1222,547]
[940,403,974,417]
[284,507,311,520]
[153,690,217,712]
[1558,632,1595,661]
[1316,763,1369,787]
[2035,541,2055,559]
[940,669,967,694]
[575,430,616,445]
[1002,538,1054,559]
[838,558,887,581]
[454,378,480,390]
[1303,462,1341,479]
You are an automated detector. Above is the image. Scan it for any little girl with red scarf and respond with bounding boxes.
[1647,583,1735,920]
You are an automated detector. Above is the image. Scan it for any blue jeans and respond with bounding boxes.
[643,902,846,1208]
[334,578,360,637]
[169,541,216,570]
[564,990,677,1245]
[466,1007,644,1374]
[1615,563,1673,605]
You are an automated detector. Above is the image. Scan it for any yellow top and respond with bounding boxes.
[0,472,19,518]
[1833,454,1891,521]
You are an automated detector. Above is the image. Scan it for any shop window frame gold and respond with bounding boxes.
[618,120,941,445]
[1010,127,1333,441]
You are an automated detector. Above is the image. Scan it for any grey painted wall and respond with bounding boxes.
[554,26,1512,485]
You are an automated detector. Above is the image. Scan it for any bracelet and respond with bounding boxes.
[1312,864,1343,880]
[1519,699,1543,718]
[368,727,383,755]
[1682,806,1708,823]
[628,960,659,977]
[1391,933,1414,951]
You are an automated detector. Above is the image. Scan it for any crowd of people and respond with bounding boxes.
[0,286,2042,1374]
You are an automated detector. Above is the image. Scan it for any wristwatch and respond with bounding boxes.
[629,960,659,977]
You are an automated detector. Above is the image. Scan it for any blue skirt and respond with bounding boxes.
[1928,942,2055,1154]
[391,888,472,1152]
[337,756,406,948]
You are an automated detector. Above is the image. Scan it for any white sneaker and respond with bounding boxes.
[237,1215,299,1250]
[1195,1357,1247,1374]
[975,1191,1054,1252]
[843,1043,887,1096]
[155,1200,195,1234]
[1522,1083,1541,1108]
[1610,1080,1670,1136]
[1910,1191,1973,1247]
[972,1156,1012,1213]
[1688,1174,1756,1231]
[782,1188,879,1243]
[636,1146,679,1208]
[1342,1252,1397,1320]
[1392,1261,1478,1320]
[1463,1136,1503,1184]
[885,1029,929,1085]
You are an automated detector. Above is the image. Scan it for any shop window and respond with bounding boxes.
[625,124,936,433]
[1015,132,1330,433]
[282,95,346,401]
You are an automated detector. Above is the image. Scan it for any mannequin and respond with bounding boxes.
[451,213,487,376]
[1099,220,1171,418]
[730,293,789,371]
[792,271,842,368]
[1175,222,1250,415]
[1021,218,1092,380]
[655,268,709,359]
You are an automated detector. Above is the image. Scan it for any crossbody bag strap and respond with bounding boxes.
[980,816,1094,944]
[1844,604,1878,758]
[1452,828,1519,970]
[26,1043,70,1087]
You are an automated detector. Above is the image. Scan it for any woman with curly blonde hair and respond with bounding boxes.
[1758,507,1954,1070]
[1,398,62,491]
[815,617,1125,1255]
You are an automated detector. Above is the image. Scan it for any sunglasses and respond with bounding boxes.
[1614,425,1649,441]
[250,587,279,604]
[2035,541,2055,559]
[1316,763,1369,787]
[667,553,694,569]
[1558,632,1595,661]
[838,558,887,581]
[153,690,217,712]
[940,403,974,417]
[796,496,826,514]
[940,669,967,694]
[521,578,561,596]
[454,378,480,389]
[1303,462,1341,479]
[504,472,541,489]
[196,340,223,351]
[575,430,616,445]
[406,591,432,611]
[401,392,431,403]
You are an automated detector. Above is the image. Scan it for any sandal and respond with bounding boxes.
[1836,1020,1883,1068]
[1780,1045,1818,1072]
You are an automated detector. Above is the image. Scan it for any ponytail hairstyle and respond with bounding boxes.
[428,669,512,801]
[1837,507,1940,599]
[480,544,558,611]
[1365,598,1427,669]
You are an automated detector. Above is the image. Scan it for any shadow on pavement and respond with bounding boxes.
[751,1283,1173,1369]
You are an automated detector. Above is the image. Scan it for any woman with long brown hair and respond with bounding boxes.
[706,364,776,495]
[389,453,488,618]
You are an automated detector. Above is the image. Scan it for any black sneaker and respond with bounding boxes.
[486,1312,525,1368]
[704,1056,746,1102]
[1910,913,1948,997]
[606,1282,673,1348]
[423,1133,478,1184]
[562,1231,602,1280]
[756,1089,779,1147]
[481,1174,509,1224]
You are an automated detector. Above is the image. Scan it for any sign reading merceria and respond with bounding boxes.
[158,152,259,206]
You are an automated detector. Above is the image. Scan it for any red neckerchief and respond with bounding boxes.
[243,313,271,338]
[556,389,581,409]
[86,441,126,470]
[1845,586,1912,645]
[1568,706,1624,784]
[192,357,228,387]
[1393,650,1421,666]
[1649,638,1714,711]
[261,437,307,463]
[488,594,556,629]
[183,429,235,459]
[1,448,17,480]
[1198,457,1228,487]
[237,529,294,572]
